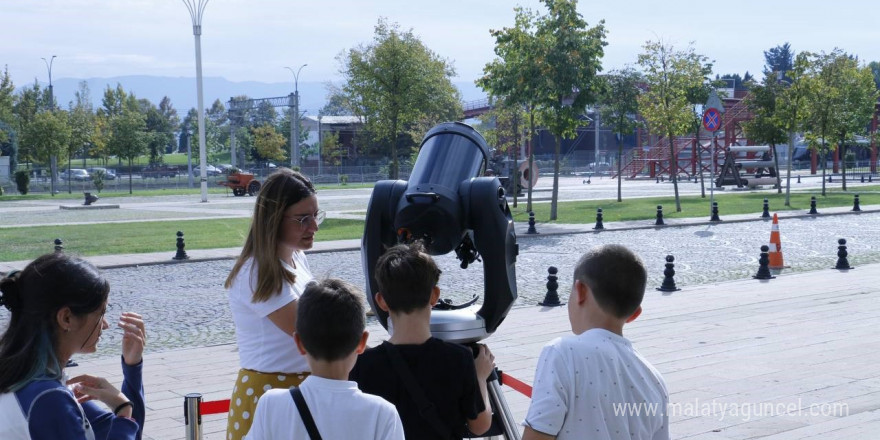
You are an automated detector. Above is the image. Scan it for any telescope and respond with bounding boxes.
[361,122,519,343]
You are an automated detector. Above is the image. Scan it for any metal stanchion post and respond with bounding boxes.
[184,393,203,440]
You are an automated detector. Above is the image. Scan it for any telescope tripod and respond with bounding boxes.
[482,368,522,440]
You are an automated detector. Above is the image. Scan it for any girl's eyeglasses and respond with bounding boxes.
[285,210,326,229]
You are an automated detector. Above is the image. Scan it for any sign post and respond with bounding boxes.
[703,107,722,214]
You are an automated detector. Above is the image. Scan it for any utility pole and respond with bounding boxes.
[285,64,307,169]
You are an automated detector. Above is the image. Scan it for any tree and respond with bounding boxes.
[869,61,880,90]
[320,131,347,166]
[478,5,543,210]
[67,81,95,192]
[686,62,716,198]
[0,67,16,169]
[774,52,810,206]
[337,18,461,179]
[531,0,607,220]
[21,111,70,172]
[91,115,111,165]
[743,73,788,194]
[108,109,147,194]
[638,40,708,212]
[800,50,872,196]
[252,124,286,163]
[599,68,642,202]
[0,66,14,145]
[830,58,877,191]
[13,81,45,167]
[158,96,180,153]
[320,89,354,116]
[100,83,127,118]
[764,43,795,78]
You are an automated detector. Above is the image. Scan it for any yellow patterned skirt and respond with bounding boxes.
[225,368,309,440]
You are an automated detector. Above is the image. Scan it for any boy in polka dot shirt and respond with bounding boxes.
[523,245,669,440]
[245,279,404,439]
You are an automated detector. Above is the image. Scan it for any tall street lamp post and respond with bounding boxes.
[285,64,307,169]
[182,0,210,202]
[42,55,57,195]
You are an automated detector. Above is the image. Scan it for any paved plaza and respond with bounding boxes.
[2,174,880,439]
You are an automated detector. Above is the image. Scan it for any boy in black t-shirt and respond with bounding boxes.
[350,243,494,439]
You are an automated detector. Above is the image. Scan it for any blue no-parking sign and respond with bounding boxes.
[702,107,722,132]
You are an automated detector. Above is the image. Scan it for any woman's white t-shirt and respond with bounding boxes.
[228,251,313,373]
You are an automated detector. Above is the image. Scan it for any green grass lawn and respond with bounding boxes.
[510,186,880,223]
[0,218,364,262]
[0,182,375,201]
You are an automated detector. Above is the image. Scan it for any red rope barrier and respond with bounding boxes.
[194,372,532,417]
[500,371,532,398]
[200,399,230,415]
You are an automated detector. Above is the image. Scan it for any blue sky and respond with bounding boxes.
[3,0,878,87]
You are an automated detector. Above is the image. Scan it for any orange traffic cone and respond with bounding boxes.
[768,213,784,269]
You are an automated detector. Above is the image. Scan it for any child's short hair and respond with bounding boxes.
[295,278,365,361]
[374,242,440,314]
[573,244,647,318]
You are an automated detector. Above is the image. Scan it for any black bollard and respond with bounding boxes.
[173,231,190,260]
[656,255,681,292]
[593,208,605,230]
[852,194,861,212]
[753,245,775,280]
[809,196,819,215]
[526,211,538,234]
[538,266,564,306]
[797,174,801,184]
[660,175,665,182]
[761,198,770,219]
[828,175,832,183]
[861,174,865,183]
[655,176,659,183]
[53,238,64,253]
[710,201,722,222]
[834,238,853,270]
[655,205,665,226]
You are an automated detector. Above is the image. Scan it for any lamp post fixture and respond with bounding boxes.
[182,0,210,202]
[42,55,58,195]
[285,64,307,169]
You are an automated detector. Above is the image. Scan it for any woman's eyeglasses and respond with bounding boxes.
[285,210,326,229]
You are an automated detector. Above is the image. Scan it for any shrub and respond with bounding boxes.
[91,169,105,193]
[339,174,349,185]
[14,170,29,195]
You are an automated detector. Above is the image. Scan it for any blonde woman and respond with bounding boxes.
[224,168,324,439]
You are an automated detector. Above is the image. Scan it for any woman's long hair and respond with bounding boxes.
[0,253,109,392]
[224,168,316,302]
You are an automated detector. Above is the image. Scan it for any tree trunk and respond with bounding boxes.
[390,115,399,180]
[771,143,781,194]
[550,133,560,221]
[512,112,519,208]
[527,111,535,213]
[840,140,847,192]
[785,130,794,206]
[820,134,827,197]
[695,126,705,198]
[616,134,623,202]
[67,152,72,194]
[669,132,681,212]
[128,157,133,195]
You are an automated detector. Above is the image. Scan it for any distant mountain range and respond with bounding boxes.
[30,75,487,116]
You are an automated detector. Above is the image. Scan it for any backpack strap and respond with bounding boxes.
[289,387,322,440]
[382,341,453,439]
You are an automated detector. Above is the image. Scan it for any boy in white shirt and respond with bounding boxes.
[246,279,404,440]
[523,244,669,440]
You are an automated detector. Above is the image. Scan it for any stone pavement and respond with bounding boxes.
[70,262,880,439]
[2,203,878,274]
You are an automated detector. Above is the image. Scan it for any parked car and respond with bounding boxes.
[59,168,90,181]
[142,164,179,178]
[214,163,235,174]
[87,167,117,180]
[192,164,221,176]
